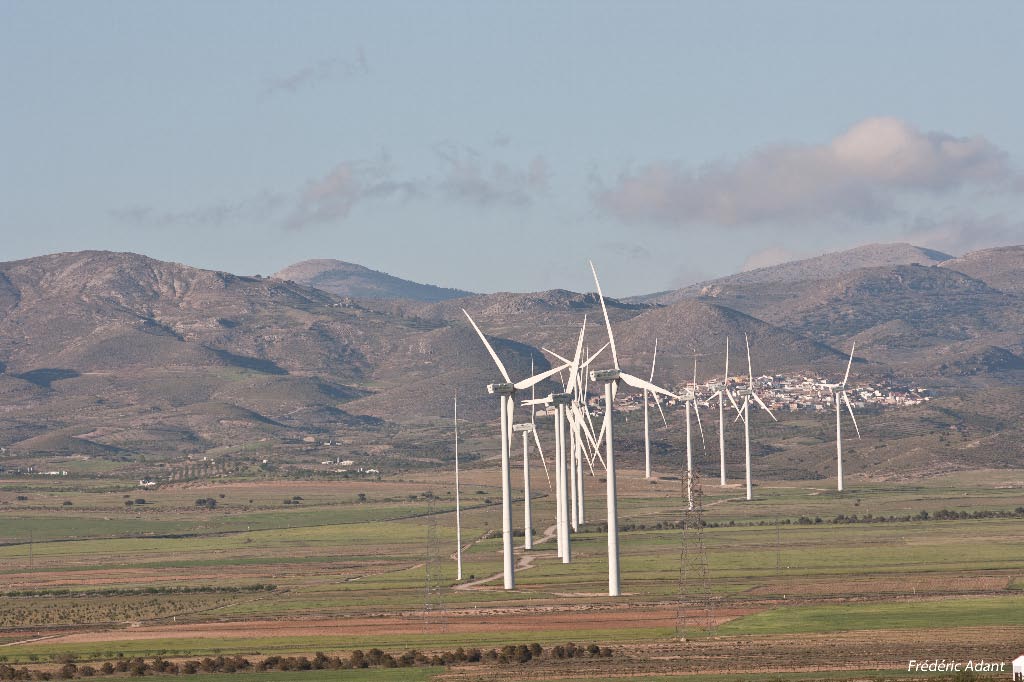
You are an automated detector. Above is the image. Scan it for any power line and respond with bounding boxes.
[676,469,713,640]
[423,492,448,634]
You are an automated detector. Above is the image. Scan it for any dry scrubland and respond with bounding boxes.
[0,465,1023,682]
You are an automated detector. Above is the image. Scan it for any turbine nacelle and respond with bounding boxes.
[550,392,574,405]
[590,369,621,383]
[512,422,535,433]
[487,382,516,395]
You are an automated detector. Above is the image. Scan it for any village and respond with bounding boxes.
[574,374,930,416]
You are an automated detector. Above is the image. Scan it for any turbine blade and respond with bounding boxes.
[566,317,587,394]
[693,399,707,452]
[751,391,778,421]
[542,347,571,364]
[515,362,570,391]
[619,372,680,399]
[843,391,861,438]
[531,358,536,426]
[726,388,743,416]
[462,309,511,383]
[651,389,668,427]
[842,342,856,388]
[589,260,619,370]
[725,336,729,380]
[581,342,610,369]
[649,337,659,382]
[530,427,552,489]
[745,333,754,390]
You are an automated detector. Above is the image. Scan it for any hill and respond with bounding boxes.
[939,245,1024,294]
[2,248,1024,480]
[274,259,473,302]
[632,242,953,306]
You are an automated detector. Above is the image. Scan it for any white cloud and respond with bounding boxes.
[904,212,1024,255]
[110,191,286,228]
[435,145,548,207]
[285,157,418,230]
[594,117,1014,227]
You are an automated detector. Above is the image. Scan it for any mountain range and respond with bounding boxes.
[1,243,1022,480]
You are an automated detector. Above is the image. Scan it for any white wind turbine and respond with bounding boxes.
[683,351,707,510]
[463,309,568,589]
[539,336,609,511]
[642,339,669,479]
[587,261,679,597]
[520,389,573,563]
[735,333,777,502]
[454,393,462,581]
[710,337,744,486]
[835,343,861,492]
[527,320,602,563]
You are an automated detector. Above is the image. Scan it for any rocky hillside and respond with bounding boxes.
[2,246,1023,480]
[939,245,1024,294]
[274,259,473,302]
[633,242,953,305]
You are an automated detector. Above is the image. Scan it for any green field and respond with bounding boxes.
[1,467,1022,677]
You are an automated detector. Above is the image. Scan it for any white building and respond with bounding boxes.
[1012,654,1023,682]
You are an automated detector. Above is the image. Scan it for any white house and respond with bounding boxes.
[1012,654,1023,682]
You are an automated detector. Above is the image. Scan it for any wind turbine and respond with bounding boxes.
[835,343,861,492]
[462,309,568,589]
[511,421,536,549]
[736,333,777,501]
[587,261,679,597]
[710,337,743,486]
[683,351,707,510]
[454,394,462,581]
[520,389,573,562]
[643,339,669,479]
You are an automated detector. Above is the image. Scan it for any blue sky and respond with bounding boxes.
[3,1,1023,296]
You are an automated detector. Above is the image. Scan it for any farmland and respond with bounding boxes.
[1,464,1022,680]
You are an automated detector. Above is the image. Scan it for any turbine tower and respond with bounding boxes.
[587,261,679,597]
[736,334,777,501]
[511,422,536,549]
[835,343,861,491]
[454,394,462,581]
[463,310,567,589]
[712,337,744,487]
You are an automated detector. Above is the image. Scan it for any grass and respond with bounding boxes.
[2,467,1024,674]
[717,595,1024,635]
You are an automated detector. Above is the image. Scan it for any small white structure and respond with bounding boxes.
[139,479,157,488]
[1012,654,1023,682]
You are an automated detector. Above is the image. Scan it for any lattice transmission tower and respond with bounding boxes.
[422,491,448,633]
[676,469,714,640]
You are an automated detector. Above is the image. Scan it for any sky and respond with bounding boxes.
[3,1,1024,296]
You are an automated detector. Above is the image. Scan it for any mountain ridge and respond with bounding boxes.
[274,258,473,302]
